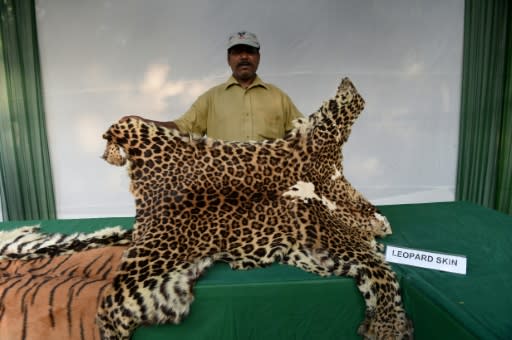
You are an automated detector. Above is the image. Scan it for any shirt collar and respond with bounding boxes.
[224,75,268,90]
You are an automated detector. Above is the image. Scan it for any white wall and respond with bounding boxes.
[35,0,464,218]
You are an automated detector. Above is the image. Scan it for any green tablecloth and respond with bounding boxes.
[380,202,512,340]
[1,201,510,339]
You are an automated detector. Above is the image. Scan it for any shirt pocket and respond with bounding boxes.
[253,96,285,140]
[258,110,286,139]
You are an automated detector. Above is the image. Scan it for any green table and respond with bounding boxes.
[380,202,512,340]
[1,201,510,339]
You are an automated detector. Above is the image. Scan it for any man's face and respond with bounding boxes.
[227,45,260,82]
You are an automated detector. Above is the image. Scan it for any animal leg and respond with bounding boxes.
[96,245,213,340]
[351,254,413,340]
[283,246,413,339]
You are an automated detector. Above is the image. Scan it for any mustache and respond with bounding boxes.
[237,61,253,67]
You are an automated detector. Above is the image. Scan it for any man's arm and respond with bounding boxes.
[120,115,180,131]
[283,94,304,132]
[121,90,209,135]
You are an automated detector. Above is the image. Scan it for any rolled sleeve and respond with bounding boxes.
[174,95,209,136]
[283,94,304,132]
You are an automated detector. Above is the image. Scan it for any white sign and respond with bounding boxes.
[385,245,467,275]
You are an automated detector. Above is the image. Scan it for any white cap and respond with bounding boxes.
[227,31,260,49]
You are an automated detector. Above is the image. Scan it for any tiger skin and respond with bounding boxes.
[0,246,126,340]
[99,77,413,339]
[0,226,134,340]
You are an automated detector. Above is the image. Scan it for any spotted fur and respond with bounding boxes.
[99,78,413,339]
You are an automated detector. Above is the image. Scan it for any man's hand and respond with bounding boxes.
[118,115,180,131]
[119,115,147,122]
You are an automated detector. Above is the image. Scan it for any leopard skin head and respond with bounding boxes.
[102,125,127,166]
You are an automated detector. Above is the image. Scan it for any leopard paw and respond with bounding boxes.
[370,212,393,237]
[357,309,413,340]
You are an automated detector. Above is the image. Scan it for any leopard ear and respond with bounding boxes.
[102,130,112,141]
[102,139,126,166]
[336,77,354,104]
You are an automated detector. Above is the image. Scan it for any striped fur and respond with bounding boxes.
[0,226,132,260]
[0,226,131,340]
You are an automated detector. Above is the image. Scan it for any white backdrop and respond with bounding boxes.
[34,0,464,218]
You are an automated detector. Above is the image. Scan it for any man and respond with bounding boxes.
[129,31,303,141]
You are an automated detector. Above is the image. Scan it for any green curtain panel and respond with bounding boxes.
[495,21,512,214]
[0,0,56,220]
[456,0,512,215]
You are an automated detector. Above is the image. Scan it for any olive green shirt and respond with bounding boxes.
[174,76,303,141]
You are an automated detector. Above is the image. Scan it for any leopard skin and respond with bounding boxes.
[98,78,413,339]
